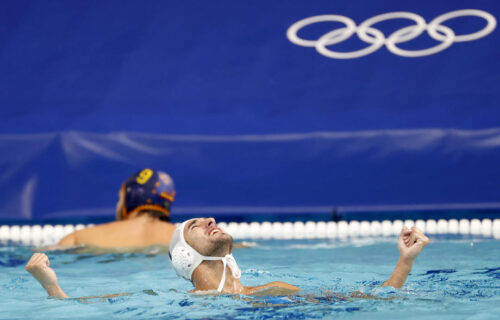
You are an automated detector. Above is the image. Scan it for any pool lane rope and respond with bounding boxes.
[0,219,499,245]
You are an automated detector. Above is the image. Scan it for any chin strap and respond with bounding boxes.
[192,253,242,293]
[217,258,228,292]
[214,254,241,293]
[226,254,241,278]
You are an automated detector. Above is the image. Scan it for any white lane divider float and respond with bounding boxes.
[0,219,499,245]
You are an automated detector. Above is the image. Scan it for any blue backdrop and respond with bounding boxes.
[0,0,499,222]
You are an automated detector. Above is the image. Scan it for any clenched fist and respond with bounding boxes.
[25,253,60,293]
[398,226,430,262]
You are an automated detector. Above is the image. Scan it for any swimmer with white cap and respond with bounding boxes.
[24,218,429,298]
[168,218,430,294]
[169,218,300,294]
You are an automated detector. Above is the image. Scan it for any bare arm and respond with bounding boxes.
[246,281,301,296]
[25,253,131,300]
[382,227,430,288]
[25,253,68,298]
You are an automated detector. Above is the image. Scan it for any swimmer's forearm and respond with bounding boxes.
[77,292,130,301]
[381,257,414,289]
[43,283,68,298]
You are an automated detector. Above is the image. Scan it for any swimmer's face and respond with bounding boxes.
[184,218,233,257]
[115,187,126,220]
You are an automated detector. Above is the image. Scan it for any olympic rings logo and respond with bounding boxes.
[286,9,496,59]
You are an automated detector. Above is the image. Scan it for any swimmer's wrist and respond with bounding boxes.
[43,283,67,298]
[398,255,415,267]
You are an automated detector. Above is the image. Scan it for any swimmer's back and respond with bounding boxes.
[58,215,176,248]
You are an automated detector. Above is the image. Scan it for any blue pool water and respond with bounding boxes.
[0,236,499,319]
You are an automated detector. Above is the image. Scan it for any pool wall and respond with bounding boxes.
[1,130,500,223]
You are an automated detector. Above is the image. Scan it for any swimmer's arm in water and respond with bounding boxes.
[233,241,258,249]
[246,281,301,296]
[382,227,430,289]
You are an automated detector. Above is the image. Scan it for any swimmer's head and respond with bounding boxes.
[116,168,175,222]
[184,218,233,257]
[169,218,240,292]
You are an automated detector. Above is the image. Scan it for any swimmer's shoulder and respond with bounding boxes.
[245,281,301,296]
[57,218,175,247]
[57,221,119,246]
[57,232,77,246]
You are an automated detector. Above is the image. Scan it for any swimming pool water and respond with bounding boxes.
[0,236,499,319]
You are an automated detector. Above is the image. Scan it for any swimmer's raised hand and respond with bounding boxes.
[398,226,430,262]
[382,227,430,289]
[25,253,67,298]
[25,253,57,287]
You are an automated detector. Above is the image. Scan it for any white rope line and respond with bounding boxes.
[0,219,499,245]
[218,219,500,240]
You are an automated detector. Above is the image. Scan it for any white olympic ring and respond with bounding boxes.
[286,9,497,59]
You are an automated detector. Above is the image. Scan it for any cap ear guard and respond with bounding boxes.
[170,246,198,280]
[169,220,204,280]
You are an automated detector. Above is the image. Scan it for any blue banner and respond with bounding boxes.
[0,1,499,221]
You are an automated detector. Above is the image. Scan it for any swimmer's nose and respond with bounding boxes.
[206,217,216,227]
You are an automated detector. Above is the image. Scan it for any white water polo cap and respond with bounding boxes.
[169,219,241,292]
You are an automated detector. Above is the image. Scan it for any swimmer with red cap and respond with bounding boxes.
[57,168,177,251]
